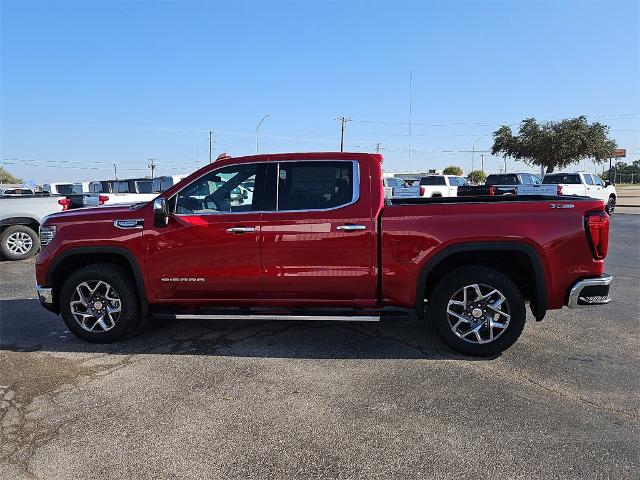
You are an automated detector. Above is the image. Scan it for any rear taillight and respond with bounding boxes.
[98,195,109,205]
[586,212,609,260]
[420,186,425,196]
[557,185,563,196]
[488,185,495,196]
[57,198,71,211]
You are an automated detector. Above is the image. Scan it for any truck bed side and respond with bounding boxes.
[380,197,606,313]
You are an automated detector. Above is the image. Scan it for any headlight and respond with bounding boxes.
[39,225,57,247]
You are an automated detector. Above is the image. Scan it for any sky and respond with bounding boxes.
[1,0,639,183]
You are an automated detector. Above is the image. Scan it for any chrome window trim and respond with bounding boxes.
[172,159,361,217]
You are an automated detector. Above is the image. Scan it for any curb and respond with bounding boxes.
[617,204,640,208]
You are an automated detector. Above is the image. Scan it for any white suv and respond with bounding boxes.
[542,172,617,213]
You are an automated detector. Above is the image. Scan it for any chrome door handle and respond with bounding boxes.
[337,224,366,231]
[226,227,256,234]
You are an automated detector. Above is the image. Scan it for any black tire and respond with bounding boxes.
[605,195,615,215]
[428,266,526,356]
[0,225,40,260]
[59,263,141,342]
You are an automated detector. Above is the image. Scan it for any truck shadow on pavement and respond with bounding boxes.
[0,299,492,361]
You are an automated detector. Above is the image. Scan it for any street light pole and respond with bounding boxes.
[256,114,270,154]
[472,135,486,172]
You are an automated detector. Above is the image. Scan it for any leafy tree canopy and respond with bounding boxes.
[491,116,617,173]
[443,165,463,176]
[467,170,487,184]
[0,166,22,184]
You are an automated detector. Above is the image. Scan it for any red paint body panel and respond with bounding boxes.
[35,152,607,315]
[380,200,605,310]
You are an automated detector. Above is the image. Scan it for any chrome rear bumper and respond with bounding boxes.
[567,274,613,308]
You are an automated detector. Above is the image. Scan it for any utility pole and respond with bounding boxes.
[209,130,213,163]
[480,154,484,173]
[147,158,156,179]
[376,142,382,154]
[113,163,117,180]
[338,116,351,152]
[408,69,412,164]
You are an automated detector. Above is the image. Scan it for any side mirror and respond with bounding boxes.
[153,198,169,227]
[604,181,611,187]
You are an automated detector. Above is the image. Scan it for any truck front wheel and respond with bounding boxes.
[59,263,141,342]
[428,266,526,356]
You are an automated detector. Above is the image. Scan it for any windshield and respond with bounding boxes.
[542,174,581,185]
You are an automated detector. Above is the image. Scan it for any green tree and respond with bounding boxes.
[0,166,22,184]
[491,116,617,173]
[443,165,463,176]
[467,170,487,184]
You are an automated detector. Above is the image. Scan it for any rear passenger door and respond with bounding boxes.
[259,159,377,303]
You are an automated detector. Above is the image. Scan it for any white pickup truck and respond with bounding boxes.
[418,175,468,197]
[0,195,65,260]
[83,178,158,207]
[542,172,617,214]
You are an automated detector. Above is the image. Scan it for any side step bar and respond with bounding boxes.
[154,313,381,322]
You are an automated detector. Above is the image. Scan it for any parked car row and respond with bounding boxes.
[0,174,188,260]
[384,171,617,214]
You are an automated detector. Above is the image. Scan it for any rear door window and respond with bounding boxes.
[276,161,356,211]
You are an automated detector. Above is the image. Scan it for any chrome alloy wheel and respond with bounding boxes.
[446,283,511,344]
[6,232,33,255]
[70,281,122,332]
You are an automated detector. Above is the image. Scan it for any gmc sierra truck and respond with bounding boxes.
[35,152,612,356]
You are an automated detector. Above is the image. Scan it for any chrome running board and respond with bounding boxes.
[157,313,380,322]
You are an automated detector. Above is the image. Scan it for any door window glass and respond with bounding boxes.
[277,161,355,211]
[175,163,259,214]
[584,174,594,185]
[592,175,604,186]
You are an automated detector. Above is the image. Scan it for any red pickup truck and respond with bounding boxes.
[35,152,612,356]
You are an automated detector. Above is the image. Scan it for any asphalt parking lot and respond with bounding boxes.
[1,214,638,480]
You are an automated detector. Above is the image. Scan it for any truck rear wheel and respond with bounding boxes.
[1,225,40,260]
[428,266,526,356]
[59,263,141,342]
